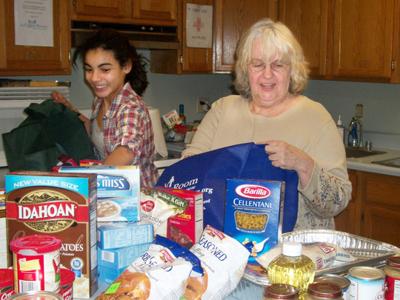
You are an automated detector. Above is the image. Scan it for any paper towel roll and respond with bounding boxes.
[148,107,168,158]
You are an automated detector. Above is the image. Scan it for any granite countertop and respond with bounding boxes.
[347,147,400,176]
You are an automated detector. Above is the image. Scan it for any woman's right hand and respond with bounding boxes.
[51,91,77,112]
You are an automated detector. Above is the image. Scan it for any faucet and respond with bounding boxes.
[347,116,363,148]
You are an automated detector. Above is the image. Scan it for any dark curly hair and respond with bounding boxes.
[72,29,148,96]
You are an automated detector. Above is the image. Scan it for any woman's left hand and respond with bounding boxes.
[264,140,314,188]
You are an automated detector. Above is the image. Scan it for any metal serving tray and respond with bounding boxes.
[244,229,400,286]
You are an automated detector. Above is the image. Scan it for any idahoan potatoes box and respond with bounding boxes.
[5,171,98,298]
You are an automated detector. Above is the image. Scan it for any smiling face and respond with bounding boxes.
[84,48,132,103]
[248,37,292,114]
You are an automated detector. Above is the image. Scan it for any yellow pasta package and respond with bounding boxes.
[223,178,284,267]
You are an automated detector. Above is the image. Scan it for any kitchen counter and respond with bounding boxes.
[346,147,400,177]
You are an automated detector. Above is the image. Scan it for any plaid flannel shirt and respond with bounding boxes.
[92,82,157,187]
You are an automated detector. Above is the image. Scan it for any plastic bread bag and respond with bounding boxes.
[139,188,188,236]
[97,235,203,300]
[184,225,251,300]
[257,242,340,270]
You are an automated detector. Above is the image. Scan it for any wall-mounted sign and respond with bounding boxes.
[14,0,54,47]
[186,3,213,48]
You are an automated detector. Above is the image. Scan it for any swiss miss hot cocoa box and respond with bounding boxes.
[224,178,284,268]
[5,171,98,298]
[158,188,203,248]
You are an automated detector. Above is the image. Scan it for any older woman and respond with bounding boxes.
[183,18,351,230]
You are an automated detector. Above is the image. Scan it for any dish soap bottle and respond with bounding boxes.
[268,242,315,298]
[336,115,345,144]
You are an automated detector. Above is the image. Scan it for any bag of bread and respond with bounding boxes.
[183,225,251,300]
[97,235,202,300]
[257,242,349,270]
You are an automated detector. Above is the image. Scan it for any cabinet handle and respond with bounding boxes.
[72,0,77,9]
[391,60,396,71]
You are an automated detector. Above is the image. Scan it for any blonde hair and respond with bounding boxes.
[234,18,309,99]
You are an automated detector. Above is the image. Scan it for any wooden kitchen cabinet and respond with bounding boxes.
[279,0,398,82]
[335,169,400,247]
[278,0,329,78]
[214,0,278,72]
[331,0,395,81]
[0,0,70,75]
[361,172,400,247]
[151,0,213,73]
[71,0,177,26]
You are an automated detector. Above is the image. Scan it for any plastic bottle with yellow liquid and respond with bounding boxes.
[268,242,315,298]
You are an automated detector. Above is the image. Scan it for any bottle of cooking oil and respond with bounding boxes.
[268,242,315,299]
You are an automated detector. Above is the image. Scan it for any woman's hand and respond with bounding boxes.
[264,140,314,189]
[51,91,91,133]
[51,91,78,112]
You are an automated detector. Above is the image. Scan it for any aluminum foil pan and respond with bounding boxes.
[243,229,400,286]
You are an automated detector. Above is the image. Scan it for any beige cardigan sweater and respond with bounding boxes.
[183,95,352,230]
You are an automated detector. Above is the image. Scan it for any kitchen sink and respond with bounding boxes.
[345,147,386,158]
[372,157,400,168]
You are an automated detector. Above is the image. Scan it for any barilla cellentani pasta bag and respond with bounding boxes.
[185,225,251,300]
[97,235,203,300]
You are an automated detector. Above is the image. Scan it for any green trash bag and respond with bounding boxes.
[2,99,95,171]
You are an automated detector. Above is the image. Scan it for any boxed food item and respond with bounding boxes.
[59,165,140,222]
[159,188,203,248]
[5,171,98,298]
[98,264,127,284]
[98,242,151,270]
[97,223,154,249]
[224,178,284,265]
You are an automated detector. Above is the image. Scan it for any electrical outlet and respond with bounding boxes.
[196,97,210,113]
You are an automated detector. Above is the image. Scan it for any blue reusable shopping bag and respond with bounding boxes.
[156,142,299,233]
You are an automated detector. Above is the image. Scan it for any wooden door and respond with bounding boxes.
[361,172,400,247]
[334,170,361,234]
[214,0,278,72]
[71,0,132,20]
[132,0,177,26]
[180,0,213,72]
[278,0,329,78]
[0,0,70,75]
[331,0,395,81]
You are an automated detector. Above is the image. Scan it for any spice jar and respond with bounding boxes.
[306,282,343,300]
[264,283,299,299]
[384,255,400,300]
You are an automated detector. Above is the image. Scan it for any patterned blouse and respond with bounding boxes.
[91,82,158,187]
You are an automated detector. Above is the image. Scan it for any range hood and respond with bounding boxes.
[71,21,179,50]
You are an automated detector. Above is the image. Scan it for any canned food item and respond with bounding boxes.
[314,274,350,298]
[9,291,63,300]
[347,266,385,300]
[384,255,400,300]
[59,269,75,300]
[306,282,343,299]
[264,283,299,299]
[10,235,61,293]
[0,269,15,300]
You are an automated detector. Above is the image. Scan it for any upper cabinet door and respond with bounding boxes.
[72,0,132,21]
[331,0,395,81]
[278,0,329,78]
[180,0,213,72]
[214,0,278,73]
[132,0,177,26]
[0,0,70,75]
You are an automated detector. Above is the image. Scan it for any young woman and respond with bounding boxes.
[52,29,157,187]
